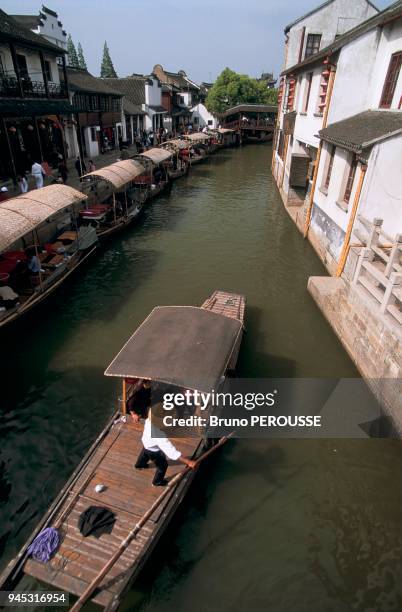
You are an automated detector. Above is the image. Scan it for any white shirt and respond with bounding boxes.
[142,417,181,460]
[31,163,44,176]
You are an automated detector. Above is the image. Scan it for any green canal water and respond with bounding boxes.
[1,144,401,611]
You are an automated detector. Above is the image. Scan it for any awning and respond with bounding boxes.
[148,105,167,113]
[217,128,235,134]
[318,110,402,153]
[185,132,211,142]
[0,184,87,253]
[0,99,76,117]
[140,148,173,164]
[82,160,145,190]
[104,306,243,393]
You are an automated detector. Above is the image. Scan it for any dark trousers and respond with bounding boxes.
[135,447,168,485]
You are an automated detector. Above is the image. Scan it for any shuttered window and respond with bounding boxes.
[302,73,313,113]
[343,156,357,204]
[305,34,321,59]
[380,52,402,109]
[324,145,335,190]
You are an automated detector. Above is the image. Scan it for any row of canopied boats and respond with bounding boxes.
[0,129,237,329]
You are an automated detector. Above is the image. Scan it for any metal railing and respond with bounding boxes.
[0,76,67,99]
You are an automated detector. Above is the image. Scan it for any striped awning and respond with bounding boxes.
[0,184,87,253]
[82,160,145,190]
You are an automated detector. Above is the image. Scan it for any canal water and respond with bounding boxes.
[1,144,401,611]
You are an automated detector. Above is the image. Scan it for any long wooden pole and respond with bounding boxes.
[335,164,367,277]
[70,434,233,612]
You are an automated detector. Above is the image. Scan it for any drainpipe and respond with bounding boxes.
[303,62,336,238]
[335,162,367,278]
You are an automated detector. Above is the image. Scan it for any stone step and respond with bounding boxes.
[362,259,387,285]
[358,275,384,303]
[387,303,402,325]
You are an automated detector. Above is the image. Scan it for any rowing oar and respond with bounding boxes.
[70,433,234,612]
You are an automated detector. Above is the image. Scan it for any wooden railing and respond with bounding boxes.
[223,119,275,131]
[352,215,402,325]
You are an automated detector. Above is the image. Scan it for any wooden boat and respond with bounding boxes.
[134,148,173,199]
[0,290,245,609]
[159,139,190,180]
[184,132,213,162]
[0,185,98,329]
[80,160,147,241]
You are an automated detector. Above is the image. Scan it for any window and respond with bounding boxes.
[277,130,285,160]
[323,145,335,190]
[302,72,313,113]
[16,54,28,79]
[44,60,52,82]
[305,34,321,59]
[380,52,402,109]
[90,127,97,142]
[343,156,357,204]
[207,119,213,125]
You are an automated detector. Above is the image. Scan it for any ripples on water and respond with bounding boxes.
[0,145,401,611]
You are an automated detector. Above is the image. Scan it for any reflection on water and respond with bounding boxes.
[0,145,401,611]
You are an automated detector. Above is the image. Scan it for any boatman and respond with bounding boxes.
[129,385,197,486]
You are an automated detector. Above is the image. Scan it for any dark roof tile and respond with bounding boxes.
[0,8,64,53]
[102,77,145,105]
[319,110,402,152]
[67,68,123,96]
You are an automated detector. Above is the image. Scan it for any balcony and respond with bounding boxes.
[0,76,68,99]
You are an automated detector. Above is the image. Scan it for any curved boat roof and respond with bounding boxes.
[104,305,243,392]
[82,160,145,189]
[163,139,189,150]
[0,184,87,253]
[185,132,211,142]
[140,148,173,164]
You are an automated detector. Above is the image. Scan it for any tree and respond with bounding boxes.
[206,67,278,114]
[77,43,87,70]
[100,41,117,78]
[67,34,79,68]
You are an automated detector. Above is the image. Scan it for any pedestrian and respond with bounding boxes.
[58,160,68,184]
[31,160,45,189]
[75,156,87,178]
[18,174,28,193]
[88,160,96,172]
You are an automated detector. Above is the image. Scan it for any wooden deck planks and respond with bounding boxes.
[23,418,200,607]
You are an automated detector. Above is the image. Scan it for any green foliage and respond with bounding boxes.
[67,34,79,69]
[77,43,87,70]
[206,67,278,114]
[100,41,117,78]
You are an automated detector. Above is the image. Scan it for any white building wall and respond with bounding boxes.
[293,68,323,147]
[145,77,162,106]
[285,0,378,70]
[367,20,402,110]
[328,30,380,123]
[358,135,402,238]
[191,103,217,128]
[36,11,67,50]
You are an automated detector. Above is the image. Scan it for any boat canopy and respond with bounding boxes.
[140,148,173,164]
[165,139,189,150]
[0,184,87,253]
[82,160,145,190]
[104,305,243,393]
[217,128,235,134]
[185,133,211,142]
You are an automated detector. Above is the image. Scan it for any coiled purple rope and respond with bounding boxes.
[27,527,60,563]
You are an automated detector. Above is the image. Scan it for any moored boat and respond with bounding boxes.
[160,139,190,179]
[0,290,245,609]
[134,148,173,198]
[80,160,147,240]
[0,185,98,329]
